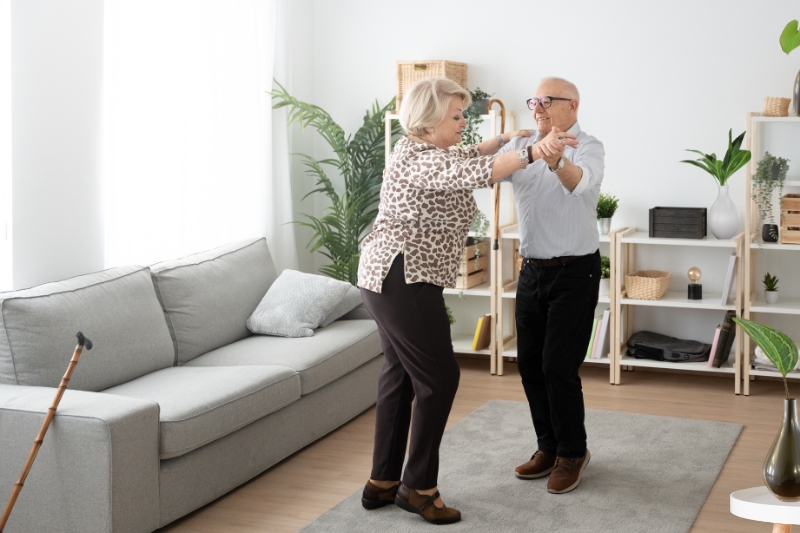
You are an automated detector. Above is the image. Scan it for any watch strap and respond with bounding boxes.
[496,134,506,148]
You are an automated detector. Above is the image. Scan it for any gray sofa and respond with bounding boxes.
[0,237,383,533]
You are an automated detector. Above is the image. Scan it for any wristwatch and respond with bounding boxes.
[549,156,565,173]
[496,134,506,148]
[515,148,528,169]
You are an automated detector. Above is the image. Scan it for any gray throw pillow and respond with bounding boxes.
[319,285,363,328]
[246,270,351,337]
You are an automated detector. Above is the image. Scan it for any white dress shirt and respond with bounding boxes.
[500,122,605,259]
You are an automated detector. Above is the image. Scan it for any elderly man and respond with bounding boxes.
[499,77,605,494]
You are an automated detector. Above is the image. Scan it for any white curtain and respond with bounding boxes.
[103,0,297,270]
[0,0,10,291]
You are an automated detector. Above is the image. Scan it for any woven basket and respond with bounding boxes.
[763,97,791,117]
[625,270,671,300]
[396,60,467,112]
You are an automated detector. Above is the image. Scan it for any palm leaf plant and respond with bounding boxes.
[733,318,798,399]
[269,82,403,284]
[680,129,752,186]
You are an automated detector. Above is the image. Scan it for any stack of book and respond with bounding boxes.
[471,313,492,351]
[585,309,611,360]
[707,310,736,368]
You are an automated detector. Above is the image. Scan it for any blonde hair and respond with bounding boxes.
[399,77,471,137]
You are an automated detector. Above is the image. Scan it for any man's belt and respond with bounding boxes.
[523,255,584,268]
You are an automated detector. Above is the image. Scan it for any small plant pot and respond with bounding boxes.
[597,218,611,236]
[762,224,779,243]
[599,278,610,297]
[765,290,779,304]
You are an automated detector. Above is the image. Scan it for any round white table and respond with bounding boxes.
[731,487,800,533]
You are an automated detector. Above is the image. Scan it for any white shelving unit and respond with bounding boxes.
[742,112,800,395]
[384,109,515,374]
[613,228,744,393]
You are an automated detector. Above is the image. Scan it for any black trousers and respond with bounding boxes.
[360,254,459,489]
[515,250,600,458]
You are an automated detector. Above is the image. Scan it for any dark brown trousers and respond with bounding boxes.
[360,254,460,489]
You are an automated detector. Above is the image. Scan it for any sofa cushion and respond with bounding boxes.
[150,238,278,365]
[319,285,363,328]
[103,365,300,459]
[0,266,175,391]
[246,270,352,338]
[185,319,380,395]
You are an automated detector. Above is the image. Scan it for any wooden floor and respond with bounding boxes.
[159,358,792,533]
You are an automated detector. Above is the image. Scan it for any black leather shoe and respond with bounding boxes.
[361,480,399,509]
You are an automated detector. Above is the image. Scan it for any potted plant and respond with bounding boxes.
[596,193,619,235]
[753,152,789,243]
[680,129,751,239]
[764,272,780,304]
[460,88,493,146]
[599,255,611,297]
[732,317,800,501]
[780,20,800,114]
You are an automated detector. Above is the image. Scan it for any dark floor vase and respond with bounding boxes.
[764,398,800,501]
[795,70,800,116]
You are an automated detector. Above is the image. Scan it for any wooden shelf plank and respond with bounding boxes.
[619,355,736,375]
[451,333,491,356]
[443,282,491,297]
[750,294,800,316]
[621,291,735,310]
[621,231,737,248]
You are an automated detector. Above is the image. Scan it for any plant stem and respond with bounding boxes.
[784,376,790,400]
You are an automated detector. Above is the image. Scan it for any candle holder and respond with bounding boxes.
[687,266,702,300]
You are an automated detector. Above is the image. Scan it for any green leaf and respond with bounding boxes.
[781,20,800,55]
[732,318,798,377]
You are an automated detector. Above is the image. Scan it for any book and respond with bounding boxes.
[593,308,611,359]
[590,319,603,359]
[472,313,492,351]
[585,315,601,359]
[711,310,736,368]
[707,326,721,368]
[720,251,737,306]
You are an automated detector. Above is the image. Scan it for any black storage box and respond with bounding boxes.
[649,207,707,239]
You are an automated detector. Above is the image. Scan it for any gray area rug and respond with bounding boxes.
[299,400,742,533]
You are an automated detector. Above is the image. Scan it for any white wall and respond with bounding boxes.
[288,0,800,342]
[11,0,104,289]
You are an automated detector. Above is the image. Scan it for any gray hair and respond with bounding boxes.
[541,77,580,101]
[400,77,471,137]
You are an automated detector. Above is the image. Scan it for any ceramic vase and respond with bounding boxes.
[597,218,611,236]
[599,278,610,297]
[794,69,800,116]
[708,184,739,240]
[764,398,800,501]
[765,291,779,304]
[762,224,779,243]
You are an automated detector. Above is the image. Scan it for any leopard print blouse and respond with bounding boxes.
[357,136,495,293]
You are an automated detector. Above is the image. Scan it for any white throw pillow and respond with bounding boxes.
[246,270,351,337]
[319,285,363,328]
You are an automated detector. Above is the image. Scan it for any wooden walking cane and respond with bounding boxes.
[0,331,93,533]
[487,98,506,251]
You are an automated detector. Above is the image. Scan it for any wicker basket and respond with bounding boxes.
[763,97,791,117]
[396,60,467,112]
[625,270,671,300]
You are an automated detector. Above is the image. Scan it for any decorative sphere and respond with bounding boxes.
[687,266,702,283]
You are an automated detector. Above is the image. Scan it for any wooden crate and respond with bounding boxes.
[783,194,800,211]
[455,268,488,289]
[649,207,707,239]
[396,60,467,112]
[780,194,800,244]
[458,255,489,276]
[462,238,489,261]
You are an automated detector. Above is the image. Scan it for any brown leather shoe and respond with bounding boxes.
[394,484,461,525]
[361,480,399,509]
[546,450,591,494]
[514,450,557,479]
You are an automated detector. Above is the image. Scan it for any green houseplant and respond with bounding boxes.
[732,317,800,501]
[599,255,611,297]
[596,193,619,236]
[763,272,780,304]
[753,152,790,242]
[680,129,751,240]
[269,82,403,284]
[460,87,493,146]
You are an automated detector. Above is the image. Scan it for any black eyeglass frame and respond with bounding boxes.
[526,96,572,110]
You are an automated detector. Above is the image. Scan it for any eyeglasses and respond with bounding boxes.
[526,96,572,110]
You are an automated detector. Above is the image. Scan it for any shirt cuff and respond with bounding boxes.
[561,163,591,197]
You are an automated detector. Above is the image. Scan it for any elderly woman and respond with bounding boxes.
[357,77,578,525]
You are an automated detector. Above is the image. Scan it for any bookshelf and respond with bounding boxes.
[613,228,744,393]
[742,113,800,395]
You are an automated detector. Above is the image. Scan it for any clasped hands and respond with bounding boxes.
[531,127,579,169]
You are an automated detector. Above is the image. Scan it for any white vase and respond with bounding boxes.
[765,290,779,304]
[708,184,739,240]
[599,278,610,297]
[597,218,611,236]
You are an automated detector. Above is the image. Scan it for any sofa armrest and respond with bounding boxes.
[338,304,373,321]
[0,384,160,533]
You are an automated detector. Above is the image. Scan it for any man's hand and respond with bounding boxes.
[538,127,578,169]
